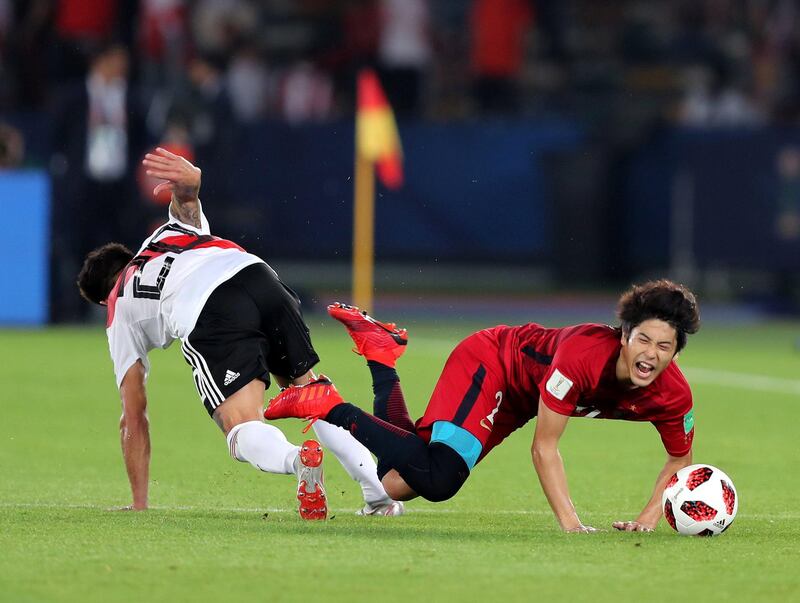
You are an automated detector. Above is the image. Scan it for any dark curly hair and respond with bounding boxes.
[77,243,134,305]
[617,279,700,353]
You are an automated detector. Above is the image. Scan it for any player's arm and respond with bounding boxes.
[531,397,595,533]
[142,147,202,228]
[118,360,151,510]
[613,450,692,532]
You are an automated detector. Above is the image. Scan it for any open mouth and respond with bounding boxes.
[634,361,655,380]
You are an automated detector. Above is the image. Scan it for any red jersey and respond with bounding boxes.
[418,323,694,460]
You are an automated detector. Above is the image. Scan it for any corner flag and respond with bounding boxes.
[352,69,403,312]
[356,69,403,189]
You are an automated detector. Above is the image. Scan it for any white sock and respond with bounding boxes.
[311,420,391,505]
[226,420,299,475]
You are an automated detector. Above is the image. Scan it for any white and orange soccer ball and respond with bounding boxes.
[662,464,739,536]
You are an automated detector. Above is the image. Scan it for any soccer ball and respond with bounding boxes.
[662,464,738,536]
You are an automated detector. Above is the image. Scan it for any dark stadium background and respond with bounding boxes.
[1,0,799,324]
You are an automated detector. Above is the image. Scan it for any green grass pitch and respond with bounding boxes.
[1,316,799,602]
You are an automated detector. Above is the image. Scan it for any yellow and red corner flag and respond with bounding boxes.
[356,69,403,189]
[352,69,403,311]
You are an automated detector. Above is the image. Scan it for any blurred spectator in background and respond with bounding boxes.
[137,0,191,95]
[331,0,381,111]
[227,42,272,123]
[0,121,24,168]
[50,42,145,321]
[153,54,235,202]
[678,64,765,127]
[1,0,52,110]
[147,53,233,164]
[377,0,432,116]
[0,0,11,108]
[279,58,334,123]
[191,0,259,61]
[51,0,136,83]
[469,0,533,115]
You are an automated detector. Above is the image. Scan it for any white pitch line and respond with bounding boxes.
[0,501,798,520]
[683,367,800,396]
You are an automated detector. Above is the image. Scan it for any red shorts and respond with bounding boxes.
[415,329,532,464]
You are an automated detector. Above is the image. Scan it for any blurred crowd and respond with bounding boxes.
[1,0,799,319]
[0,1,799,134]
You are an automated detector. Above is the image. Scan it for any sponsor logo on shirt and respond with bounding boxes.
[546,369,573,401]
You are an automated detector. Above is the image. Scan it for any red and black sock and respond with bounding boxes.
[368,360,415,432]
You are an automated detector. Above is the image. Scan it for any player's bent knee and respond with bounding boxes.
[424,443,470,502]
[213,378,267,433]
[381,470,418,501]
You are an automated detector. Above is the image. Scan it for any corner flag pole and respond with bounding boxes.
[352,152,375,312]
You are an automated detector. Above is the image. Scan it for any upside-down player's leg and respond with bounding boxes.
[327,303,415,431]
[325,402,471,502]
[265,329,516,504]
[264,379,472,503]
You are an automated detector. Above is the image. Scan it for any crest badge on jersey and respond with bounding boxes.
[546,369,573,400]
[683,409,694,434]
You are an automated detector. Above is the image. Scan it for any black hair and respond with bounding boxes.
[617,279,700,353]
[77,243,134,305]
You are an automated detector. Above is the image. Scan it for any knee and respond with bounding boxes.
[422,476,464,502]
[412,444,470,502]
[382,470,418,501]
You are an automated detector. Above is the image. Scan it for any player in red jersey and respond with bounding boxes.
[265,282,701,532]
[77,149,403,518]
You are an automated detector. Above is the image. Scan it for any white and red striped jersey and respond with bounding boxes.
[106,204,263,387]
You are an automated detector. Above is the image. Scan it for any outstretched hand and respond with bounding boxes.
[612,520,655,533]
[142,147,201,202]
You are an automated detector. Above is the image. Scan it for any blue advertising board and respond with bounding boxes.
[0,171,50,325]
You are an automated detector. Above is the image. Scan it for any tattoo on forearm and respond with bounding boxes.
[170,198,202,228]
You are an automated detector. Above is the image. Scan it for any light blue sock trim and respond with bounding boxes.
[430,421,482,470]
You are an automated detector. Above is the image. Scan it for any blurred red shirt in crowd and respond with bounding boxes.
[55,0,118,41]
[470,0,533,77]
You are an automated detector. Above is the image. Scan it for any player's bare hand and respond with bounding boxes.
[563,524,598,533]
[142,147,201,202]
[612,520,654,532]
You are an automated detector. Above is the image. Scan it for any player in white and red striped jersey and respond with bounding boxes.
[77,147,403,518]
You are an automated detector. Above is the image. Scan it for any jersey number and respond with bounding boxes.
[131,256,174,300]
[480,391,503,431]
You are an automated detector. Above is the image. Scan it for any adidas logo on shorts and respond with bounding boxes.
[224,370,241,386]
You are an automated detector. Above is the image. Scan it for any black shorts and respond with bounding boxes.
[181,262,319,417]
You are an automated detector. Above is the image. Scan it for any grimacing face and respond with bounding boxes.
[618,318,678,388]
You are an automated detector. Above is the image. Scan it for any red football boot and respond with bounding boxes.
[296,439,327,520]
[327,302,408,367]
[264,375,344,425]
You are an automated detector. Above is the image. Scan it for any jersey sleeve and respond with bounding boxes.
[539,339,595,415]
[107,310,151,389]
[652,406,694,457]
